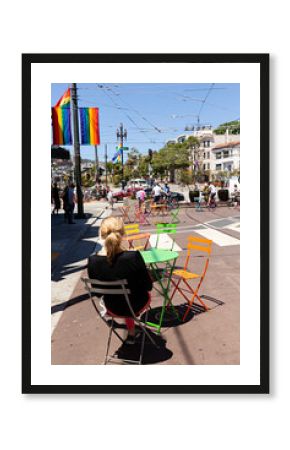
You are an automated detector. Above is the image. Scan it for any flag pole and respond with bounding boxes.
[71,83,85,218]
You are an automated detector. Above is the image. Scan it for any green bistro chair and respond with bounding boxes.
[155,222,177,251]
[170,206,180,224]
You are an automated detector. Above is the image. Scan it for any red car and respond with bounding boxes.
[112,186,142,201]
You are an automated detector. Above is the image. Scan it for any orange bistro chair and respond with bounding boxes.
[120,205,132,223]
[134,204,150,225]
[123,223,150,251]
[169,235,212,321]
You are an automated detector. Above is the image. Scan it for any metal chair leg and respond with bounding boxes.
[104,320,114,365]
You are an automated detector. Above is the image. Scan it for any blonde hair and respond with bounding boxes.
[99,217,125,264]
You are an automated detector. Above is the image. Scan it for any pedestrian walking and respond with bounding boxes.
[163,182,170,195]
[136,187,146,207]
[107,188,114,209]
[152,183,163,203]
[51,182,61,214]
[62,182,76,224]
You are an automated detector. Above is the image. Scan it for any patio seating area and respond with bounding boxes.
[51,204,240,366]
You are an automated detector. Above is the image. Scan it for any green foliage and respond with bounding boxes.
[106,161,114,174]
[152,142,192,177]
[81,173,95,187]
[184,136,200,150]
[179,169,193,185]
[113,174,122,186]
[214,120,240,135]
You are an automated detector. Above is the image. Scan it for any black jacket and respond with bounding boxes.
[87,250,152,316]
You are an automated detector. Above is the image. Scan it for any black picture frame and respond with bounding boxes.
[22,53,269,394]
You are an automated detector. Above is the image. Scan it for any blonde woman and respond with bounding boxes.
[87,217,152,344]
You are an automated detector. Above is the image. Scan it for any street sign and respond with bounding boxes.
[116,146,129,151]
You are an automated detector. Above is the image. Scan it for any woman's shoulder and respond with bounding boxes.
[88,253,106,264]
[118,250,139,260]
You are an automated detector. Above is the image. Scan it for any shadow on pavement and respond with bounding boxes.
[115,332,173,365]
[141,305,196,328]
[51,213,102,282]
[51,293,89,315]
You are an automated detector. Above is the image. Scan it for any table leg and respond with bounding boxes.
[146,260,180,333]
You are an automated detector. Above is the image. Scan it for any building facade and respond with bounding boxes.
[166,126,240,179]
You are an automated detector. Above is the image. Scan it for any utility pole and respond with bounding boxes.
[94,145,99,183]
[71,83,85,218]
[116,123,127,182]
[105,144,108,189]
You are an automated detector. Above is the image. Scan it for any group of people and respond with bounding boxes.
[135,182,170,207]
[51,182,76,224]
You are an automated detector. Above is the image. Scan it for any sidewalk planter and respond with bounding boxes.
[189,190,200,203]
[218,189,230,202]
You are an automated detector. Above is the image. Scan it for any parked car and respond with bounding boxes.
[167,191,185,202]
[112,186,143,201]
[129,178,149,187]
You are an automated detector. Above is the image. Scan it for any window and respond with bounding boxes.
[223,150,229,158]
[224,163,232,171]
[216,164,222,170]
[216,152,222,159]
[203,164,206,170]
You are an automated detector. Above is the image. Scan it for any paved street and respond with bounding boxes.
[51,200,240,365]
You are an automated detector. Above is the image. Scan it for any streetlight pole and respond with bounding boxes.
[94,145,99,183]
[71,83,85,218]
[116,123,127,182]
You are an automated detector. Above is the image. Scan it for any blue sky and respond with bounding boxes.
[51,83,240,162]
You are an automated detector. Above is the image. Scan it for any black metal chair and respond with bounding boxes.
[81,277,158,365]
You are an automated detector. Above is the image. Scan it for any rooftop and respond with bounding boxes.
[212,140,240,150]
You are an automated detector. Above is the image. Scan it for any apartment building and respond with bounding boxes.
[211,140,240,173]
[166,126,240,177]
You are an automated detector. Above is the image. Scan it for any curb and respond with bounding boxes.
[51,208,106,278]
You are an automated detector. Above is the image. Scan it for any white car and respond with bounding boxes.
[129,178,149,188]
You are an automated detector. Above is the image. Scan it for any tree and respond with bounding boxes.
[151,143,192,181]
[138,155,150,178]
[179,169,194,186]
[125,147,141,180]
[214,120,240,135]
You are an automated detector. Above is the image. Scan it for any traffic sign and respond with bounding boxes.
[116,146,129,151]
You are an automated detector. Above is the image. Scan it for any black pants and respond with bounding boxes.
[65,203,75,223]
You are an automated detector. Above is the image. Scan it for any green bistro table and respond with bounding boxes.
[141,248,179,333]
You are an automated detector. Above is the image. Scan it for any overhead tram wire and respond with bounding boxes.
[96,85,148,136]
[197,83,216,120]
[102,85,162,133]
[76,96,130,111]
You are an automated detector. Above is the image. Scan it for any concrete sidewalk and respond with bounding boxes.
[51,200,111,334]
[51,205,240,365]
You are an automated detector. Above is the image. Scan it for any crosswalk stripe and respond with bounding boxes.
[149,234,182,251]
[192,227,240,247]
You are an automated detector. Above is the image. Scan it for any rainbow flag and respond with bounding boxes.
[112,149,122,163]
[55,88,70,108]
[51,107,72,145]
[79,107,100,145]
